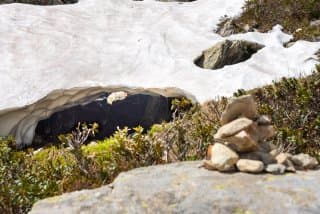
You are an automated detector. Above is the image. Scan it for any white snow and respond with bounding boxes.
[1,0,319,109]
[0,0,320,144]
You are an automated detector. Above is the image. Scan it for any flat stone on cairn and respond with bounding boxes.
[236,159,264,173]
[220,95,258,125]
[214,118,253,138]
[204,94,319,174]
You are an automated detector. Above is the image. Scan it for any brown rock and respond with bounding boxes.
[240,151,276,165]
[214,117,253,139]
[224,130,258,153]
[240,152,260,161]
[247,123,276,142]
[270,149,280,158]
[276,153,291,165]
[107,91,128,104]
[220,95,258,125]
[215,18,238,37]
[257,125,276,141]
[285,160,296,172]
[256,115,272,126]
[257,141,277,153]
[201,160,216,171]
[276,153,296,172]
[210,143,239,172]
[290,153,319,170]
[258,152,277,165]
[236,159,264,173]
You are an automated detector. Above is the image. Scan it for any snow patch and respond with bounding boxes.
[0,0,320,144]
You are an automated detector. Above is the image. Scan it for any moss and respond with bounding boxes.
[213,184,227,190]
[233,208,254,214]
[82,139,118,161]
[33,146,75,167]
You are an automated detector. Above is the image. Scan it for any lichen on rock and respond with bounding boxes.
[29,161,320,214]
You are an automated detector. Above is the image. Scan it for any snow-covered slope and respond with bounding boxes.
[0,0,319,144]
[1,0,319,109]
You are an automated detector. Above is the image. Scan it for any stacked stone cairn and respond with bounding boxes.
[203,95,319,174]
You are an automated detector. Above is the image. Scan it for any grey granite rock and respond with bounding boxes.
[265,164,286,175]
[290,153,319,170]
[195,40,264,70]
[236,159,264,173]
[30,161,320,214]
[209,143,239,172]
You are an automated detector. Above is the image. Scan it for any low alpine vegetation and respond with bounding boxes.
[218,0,320,41]
[1,66,319,213]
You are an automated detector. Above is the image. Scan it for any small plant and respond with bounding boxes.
[58,122,99,149]
[171,97,193,117]
[155,98,226,162]
[58,122,99,175]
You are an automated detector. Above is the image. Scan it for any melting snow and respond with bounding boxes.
[1,0,319,109]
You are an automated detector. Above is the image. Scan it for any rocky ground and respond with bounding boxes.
[203,95,319,174]
[30,161,320,214]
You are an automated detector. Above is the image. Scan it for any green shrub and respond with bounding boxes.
[154,100,225,162]
[81,126,165,184]
[255,69,320,158]
[0,137,61,214]
[225,0,320,41]
[0,125,166,213]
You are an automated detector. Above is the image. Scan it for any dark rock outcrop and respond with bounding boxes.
[195,40,264,70]
[30,161,320,214]
[215,18,241,37]
[215,18,259,37]
[0,0,77,5]
[0,87,192,146]
[35,92,176,144]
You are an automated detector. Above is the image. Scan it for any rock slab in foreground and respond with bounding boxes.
[30,161,320,214]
